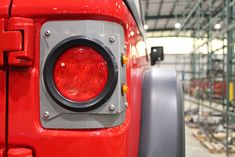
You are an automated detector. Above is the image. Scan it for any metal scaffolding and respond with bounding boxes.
[178,0,235,156]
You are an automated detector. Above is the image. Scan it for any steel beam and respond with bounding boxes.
[226,0,233,156]
[164,0,178,28]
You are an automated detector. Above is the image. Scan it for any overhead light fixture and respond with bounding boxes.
[214,23,221,30]
[174,23,181,29]
[144,25,149,30]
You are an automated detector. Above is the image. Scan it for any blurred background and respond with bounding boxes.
[140,0,235,157]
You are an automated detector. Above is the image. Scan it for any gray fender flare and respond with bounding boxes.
[139,68,185,157]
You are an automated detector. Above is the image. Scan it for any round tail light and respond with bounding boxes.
[43,36,118,111]
[53,46,108,102]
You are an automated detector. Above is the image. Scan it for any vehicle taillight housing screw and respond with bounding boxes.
[43,111,50,119]
[109,104,115,111]
[45,30,51,37]
[109,36,115,43]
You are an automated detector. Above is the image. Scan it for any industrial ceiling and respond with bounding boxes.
[142,0,225,37]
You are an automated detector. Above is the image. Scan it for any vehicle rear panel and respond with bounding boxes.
[6,0,148,156]
[0,69,6,156]
[0,0,10,154]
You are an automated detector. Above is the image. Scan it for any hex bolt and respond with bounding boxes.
[45,30,51,37]
[109,104,115,111]
[109,36,115,43]
[43,111,50,119]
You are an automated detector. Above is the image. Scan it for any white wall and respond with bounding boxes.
[146,37,225,54]
[146,37,194,54]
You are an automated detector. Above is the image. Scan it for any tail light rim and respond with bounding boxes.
[43,36,118,112]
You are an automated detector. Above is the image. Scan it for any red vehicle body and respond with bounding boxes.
[0,0,184,157]
[0,0,147,156]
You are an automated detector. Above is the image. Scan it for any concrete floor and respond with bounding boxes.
[184,98,235,157]
[186,126,229,157]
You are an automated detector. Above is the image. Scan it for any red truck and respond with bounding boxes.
[0,0,184,157]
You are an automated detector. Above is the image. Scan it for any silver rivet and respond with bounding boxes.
[45,30,51,37]
[109,104,115,111]
[43,111,50,119]
[109,36,115,43]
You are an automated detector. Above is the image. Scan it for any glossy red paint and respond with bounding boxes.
[7,0,149,156]
[7,17,34,66]
[8,148,33,157]
[0,18,22,66]
[0,1,8,152]
[0,148,5,157]
[0,69,6,154]
[0,0,10,18]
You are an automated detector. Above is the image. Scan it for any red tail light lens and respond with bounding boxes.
[43,37,118,111]
[53,46,108,102]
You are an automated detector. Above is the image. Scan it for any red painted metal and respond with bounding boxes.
[0,51,6,156]
[0,1,9,153]
[0,18,22,66]
[0,0,10,18]
[8,148,33,157]
[0,148,5,157]
[7,17,34,66]
[7,0,148,157]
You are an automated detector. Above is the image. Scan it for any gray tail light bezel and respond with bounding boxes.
[40,20,126,129]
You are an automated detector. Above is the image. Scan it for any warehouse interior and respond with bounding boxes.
[141,0,235,156]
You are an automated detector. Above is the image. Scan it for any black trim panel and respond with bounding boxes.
[43,36,118,112]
